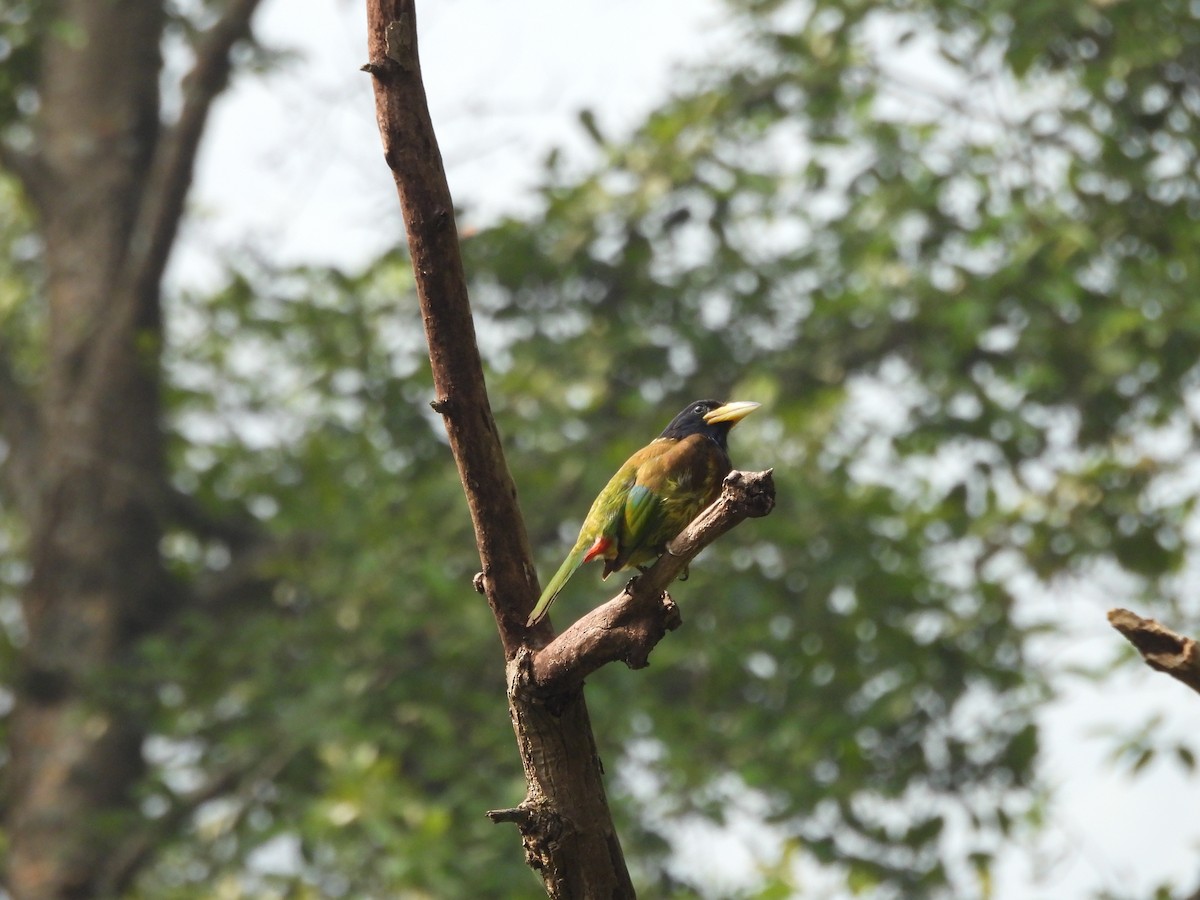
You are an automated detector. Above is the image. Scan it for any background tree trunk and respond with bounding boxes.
[1,1,260,895]
[6,4,168,895]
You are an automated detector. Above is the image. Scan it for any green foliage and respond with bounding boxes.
[4,0,1200,896]
[440,0,1200,891]
[129,258,536,896]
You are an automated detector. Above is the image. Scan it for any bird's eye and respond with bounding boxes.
[695,406,704,413]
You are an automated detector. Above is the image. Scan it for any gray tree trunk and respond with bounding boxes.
[1,0,260,895]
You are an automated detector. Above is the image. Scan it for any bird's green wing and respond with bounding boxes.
[615,435,716,570]
[528,401,747,627]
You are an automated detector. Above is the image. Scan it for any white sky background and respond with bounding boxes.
[179,1,1200,897]
[181,0,731,283]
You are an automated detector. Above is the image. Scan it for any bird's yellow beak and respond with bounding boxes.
[703,400,761,426]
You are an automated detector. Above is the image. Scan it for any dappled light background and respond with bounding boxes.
[5,0,1199,897]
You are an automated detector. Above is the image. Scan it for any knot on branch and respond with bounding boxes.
[486,800,570,870]
[485,803,535,827]
[723,467,775,518]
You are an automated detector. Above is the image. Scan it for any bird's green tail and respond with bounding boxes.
[526,544,588,627]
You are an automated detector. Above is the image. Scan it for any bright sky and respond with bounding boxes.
[182,0,733,283]
[181,1,1200,897]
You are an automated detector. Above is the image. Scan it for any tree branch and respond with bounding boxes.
[124,0,264,306]
[364,0,539,654]
[365,3,639,895]
[80,0,265,423]
[529,469,776,695]
[1108,608,1200,696]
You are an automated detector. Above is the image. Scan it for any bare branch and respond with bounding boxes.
[365,0,539,656]
[125,0,264,302]
[529,469,776,695]
[366,3,640,894]
[1109,608,1200,696]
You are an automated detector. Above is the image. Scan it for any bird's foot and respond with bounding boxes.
[665,548,688,579]
[660,548,689,580]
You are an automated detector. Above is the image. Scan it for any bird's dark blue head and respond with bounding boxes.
[659,399,760,449]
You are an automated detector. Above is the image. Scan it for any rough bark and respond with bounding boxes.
[364,3,774,896]
[363,2,540,655]
[1,1,262,896]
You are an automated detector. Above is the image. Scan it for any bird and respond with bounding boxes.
[526,399,760,627]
